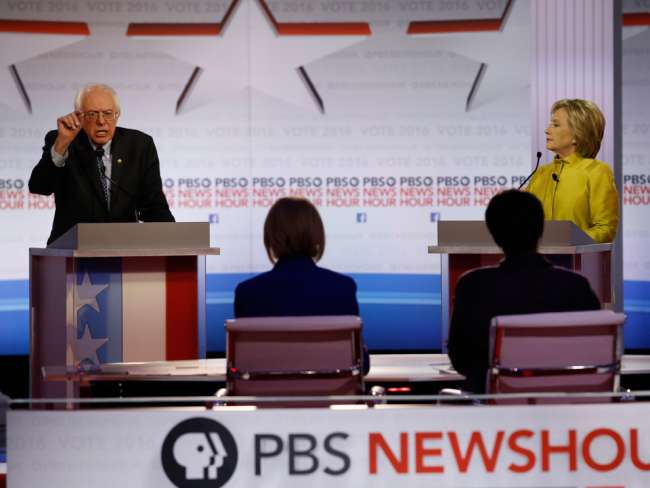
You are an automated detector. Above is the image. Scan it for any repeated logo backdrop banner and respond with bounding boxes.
[0,0,530,278]
[622,21,650,283]
[0,0,647,353]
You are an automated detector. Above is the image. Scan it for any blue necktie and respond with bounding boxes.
[95,146,110,208]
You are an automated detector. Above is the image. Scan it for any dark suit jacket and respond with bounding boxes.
[29,127,174,245]
[447,253,600,393]
[234,256,370,374]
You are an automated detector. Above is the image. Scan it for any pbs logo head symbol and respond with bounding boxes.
[161,418,238,487]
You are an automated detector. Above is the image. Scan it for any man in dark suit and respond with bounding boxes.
[447,190,600,393]
[234,197,369,374]
[29,83,174,245]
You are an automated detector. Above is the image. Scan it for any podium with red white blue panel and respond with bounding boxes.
[29,222,219,398]
[429,220,613,353]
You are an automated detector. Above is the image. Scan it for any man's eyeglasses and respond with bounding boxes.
[82,110,119,121]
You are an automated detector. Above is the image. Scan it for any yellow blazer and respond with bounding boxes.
[526,152,619,243]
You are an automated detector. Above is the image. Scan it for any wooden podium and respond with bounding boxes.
[428,220,612,350]
[29,222,220,398]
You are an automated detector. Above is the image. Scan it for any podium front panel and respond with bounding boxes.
[30,252,206,398]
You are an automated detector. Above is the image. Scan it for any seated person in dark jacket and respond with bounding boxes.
[234,196,369,374]
[447,190,600,393]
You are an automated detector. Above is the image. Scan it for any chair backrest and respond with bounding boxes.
[487,310,626,404]
[225,315,364,405]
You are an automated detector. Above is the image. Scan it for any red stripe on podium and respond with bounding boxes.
[165,256,198,360]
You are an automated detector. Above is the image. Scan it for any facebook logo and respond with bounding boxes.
[209,213,219,224]
[430,212,440,222]
[356,212,367,223]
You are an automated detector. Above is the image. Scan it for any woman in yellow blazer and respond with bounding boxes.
[526,99,619,243]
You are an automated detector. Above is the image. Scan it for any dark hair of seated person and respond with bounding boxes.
[485,189,544,256]
[263,197,325,262]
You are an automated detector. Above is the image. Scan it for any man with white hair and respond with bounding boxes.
[29,83,174,245]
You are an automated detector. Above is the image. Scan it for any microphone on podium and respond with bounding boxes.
[98,164,140,220]
[518,151,543,190]
[98,163,133,198]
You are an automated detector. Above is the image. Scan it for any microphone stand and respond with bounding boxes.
[98,165,140,221]
[518,151,543,190]
[98,164,133,198]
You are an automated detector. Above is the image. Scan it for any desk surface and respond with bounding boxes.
[43,353,650,384]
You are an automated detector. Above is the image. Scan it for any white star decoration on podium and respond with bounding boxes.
[71,271,109,365]
[0,20,88,112]
[74,272,108,313]
[127,0,371,114]
[73,324,108,366]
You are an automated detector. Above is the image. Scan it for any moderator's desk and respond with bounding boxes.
[43,353,650,387]
[43,354,463,385]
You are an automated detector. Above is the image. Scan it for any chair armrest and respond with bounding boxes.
[228,365,362,380]
[492,361,619,377]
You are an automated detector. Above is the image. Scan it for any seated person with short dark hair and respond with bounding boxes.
[447,189,600,393]
[234,196,370,374]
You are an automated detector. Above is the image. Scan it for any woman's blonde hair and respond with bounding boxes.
[551,99,605,159]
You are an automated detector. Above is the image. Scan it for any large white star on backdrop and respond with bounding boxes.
[74,271,108,314]
[73,324,108,365]
[408,0,528,111]
[127,0,370,114]
[0,20,88,112]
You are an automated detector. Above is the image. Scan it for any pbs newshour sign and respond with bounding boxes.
[8,403,650,487]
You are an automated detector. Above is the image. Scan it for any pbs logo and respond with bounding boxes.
[161,418,238,487]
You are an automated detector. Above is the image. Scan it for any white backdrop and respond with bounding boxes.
[0,0,530,279]
[0,0,648,353]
